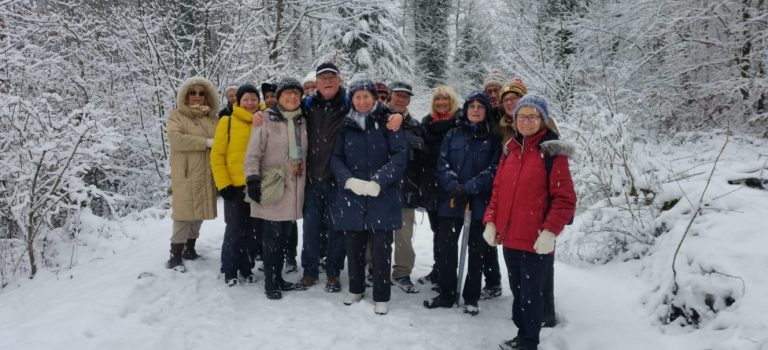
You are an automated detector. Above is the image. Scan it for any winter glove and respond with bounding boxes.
[246,176,261,203]
[364,181,381,197]
[206,138,214,148]
[449,184,466,207]
[483,223,498,247]
[407,133,425,151]
[345,178,369,196]
[534,230,556,254]
[219,185,238,201]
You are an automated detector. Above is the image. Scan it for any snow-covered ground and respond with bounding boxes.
[1,132,767,350]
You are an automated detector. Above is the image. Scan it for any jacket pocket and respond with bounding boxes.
[260,165,285,205]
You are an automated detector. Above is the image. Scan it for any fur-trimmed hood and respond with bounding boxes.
[176,76,220,119]
[540,139,575,158]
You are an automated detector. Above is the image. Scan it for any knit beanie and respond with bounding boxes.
[483,70,506,90]
[275,78,304,100]
[511,94,549,125]
[375,82,389,95]
[261,83,277,95]
[236,84,260,105]
[499,78,528,101]
[348,79,378,101]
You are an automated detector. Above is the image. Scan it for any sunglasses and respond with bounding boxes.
[188,90,206,97]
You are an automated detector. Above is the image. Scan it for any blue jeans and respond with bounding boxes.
[301,181,345,278]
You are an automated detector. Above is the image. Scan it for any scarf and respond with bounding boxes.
[432,111,453,122]
[278,106,304,177]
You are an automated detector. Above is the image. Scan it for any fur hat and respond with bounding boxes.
[348,79,378,100]
[500,78,528,101]
[483,70,506,90]
[511,94,549,125]
[236,84,260,104]
[275,78,304,100]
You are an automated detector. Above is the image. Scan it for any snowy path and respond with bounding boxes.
[0,202,738,349]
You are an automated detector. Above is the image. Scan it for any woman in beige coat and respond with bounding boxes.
[166,76,219,271]
[244,78,308,299]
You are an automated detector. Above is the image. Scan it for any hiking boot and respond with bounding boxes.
[393,276,420,294]
[542,314,558,328]
[374,301,389,315]
[278,280,306,292]
[343,293,364,306]
[181,239,201,260]
[325,277,341,293]
[423,295,455,309]
[480,284,502,300]
[166,243,185,272]
[463,301,480,316]
[265,290,282,300]
[299,275,318,288]
[417,270,437,285]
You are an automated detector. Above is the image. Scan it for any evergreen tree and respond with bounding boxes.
[412,0,450,87]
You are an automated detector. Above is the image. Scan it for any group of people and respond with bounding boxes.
[164,62,576,350]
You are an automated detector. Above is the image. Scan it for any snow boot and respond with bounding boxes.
[463,301,480,316]
[498,337,520,350]
[325,277,341,293]
[182,239,201,260]
[299,275,318,288]
[343,293,364,305]
[394,276,420,294]
[374,302,389,315]
[417,269,437,285]
[265,290,282,300]
[480,284,502,300]
[165,243,185,272]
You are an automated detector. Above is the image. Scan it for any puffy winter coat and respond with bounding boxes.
[210,104,253,190]
[243,107,308,221]
[331,104,408,231]
[418,110,460,211]
[436,112,501,221]
[483,128,577,253]
[167,76,220,221]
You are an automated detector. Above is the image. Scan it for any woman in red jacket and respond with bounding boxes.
[483,95,576,350]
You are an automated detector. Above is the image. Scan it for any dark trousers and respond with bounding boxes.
[346,230,393,302]
[483,245,502,287]
[221,187,262,277]
[426,209,440,279]
[262,220,292,292]
[435,217,487,304]
[544,256,556,322]
[301,181,345,278]
[504,248,552,349]
[284,222,298,263]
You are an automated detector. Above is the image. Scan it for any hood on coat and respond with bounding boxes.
[540,139,576,158]
[176,76,220,118]
[458,91,494,136]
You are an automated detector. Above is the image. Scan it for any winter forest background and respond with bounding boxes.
[1,0,768,348]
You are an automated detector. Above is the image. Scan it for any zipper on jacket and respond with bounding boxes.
[499,136,525,244]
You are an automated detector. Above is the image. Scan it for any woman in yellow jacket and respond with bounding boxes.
[210,84,263,286]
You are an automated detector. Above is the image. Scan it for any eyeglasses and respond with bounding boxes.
[188,90,206,97]
[467,103,486,111]
[517,114,541,123]
[281,90,301,97]
[502,95,520,104]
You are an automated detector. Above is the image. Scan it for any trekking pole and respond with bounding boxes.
[455,202,471,307]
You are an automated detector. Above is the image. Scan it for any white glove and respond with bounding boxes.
[483,223,498,246]
[345,178,368,196]
[364,181,381,197]
[534,230,556,254]
[206,138,214,148]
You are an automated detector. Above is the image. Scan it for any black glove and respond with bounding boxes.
[449,184,466,207]
[407,133,425,151]
[219,185,237,201]
[246,176,261,203]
